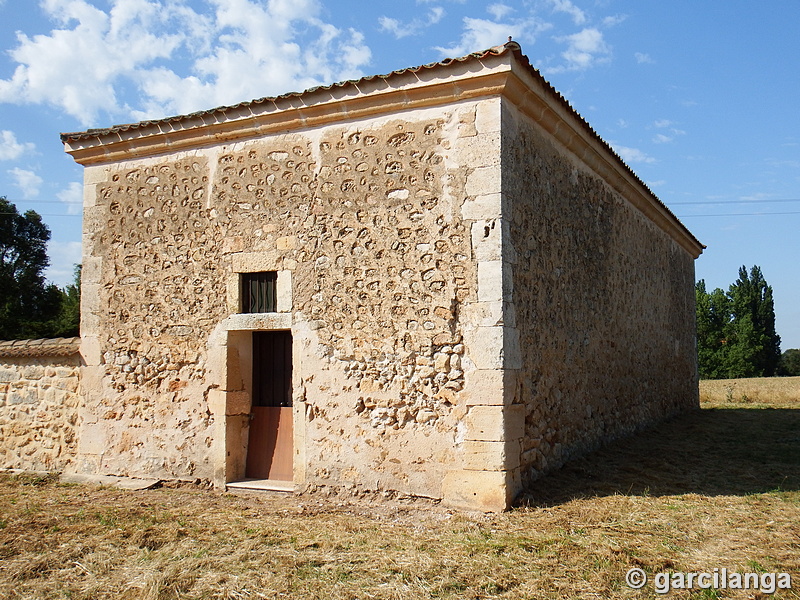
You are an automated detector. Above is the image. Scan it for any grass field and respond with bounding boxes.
[1,379,798,599]
[700,376,800,406]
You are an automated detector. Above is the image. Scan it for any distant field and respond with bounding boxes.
[1,382,799,599]
[700,376,800,406]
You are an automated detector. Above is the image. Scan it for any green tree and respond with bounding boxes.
[778,349,800,376]
[727,265,781,377]
[0,196,61,339]
[695,280,732,379]
[0,196,81,339]
[50,264,80,338]
[695,265,781,379]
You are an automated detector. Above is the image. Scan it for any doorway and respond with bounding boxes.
[245,330,293,481]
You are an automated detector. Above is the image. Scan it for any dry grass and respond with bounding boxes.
[700,376,800,406]
[1,383,799,599]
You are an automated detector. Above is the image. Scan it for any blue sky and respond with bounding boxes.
[1,0,799,348]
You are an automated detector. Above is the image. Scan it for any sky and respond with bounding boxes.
[0,0,799,348]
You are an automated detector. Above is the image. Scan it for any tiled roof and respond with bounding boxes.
[61,44,516,143]
[0,337,81,358]
[60,41,702,252]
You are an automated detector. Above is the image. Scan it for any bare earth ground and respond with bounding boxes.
[1,380,799,599]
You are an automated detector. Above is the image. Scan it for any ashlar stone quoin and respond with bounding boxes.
[52,42,703,511]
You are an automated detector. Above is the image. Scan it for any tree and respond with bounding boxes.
[695,265,781,379]
[0,196,73,340]
[778,349,800,376]
[695,280,732,379]
[726,265,781,377]
[51,264,80,337]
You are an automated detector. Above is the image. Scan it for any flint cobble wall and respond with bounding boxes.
[502,103,699,487]
[0,338,81,473]
[62,47,703,509]
[79,100,502,496]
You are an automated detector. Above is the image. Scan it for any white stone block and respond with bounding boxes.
[231,251,279,273]
[471,220,502,261]
[223,313,292,331]
[84,165,109,186]
[81,257,102,286]
[79,336,102,366]
[475,98,501,134]
[462,301,504,328]
[463,440,521,471]
[441,468,516,512]
[226,273,240,313]
[462,369,510,406]
[461,194,502,220]
[277,270,292,312]
[465,404,525,442]
[455,132,501,167]
[478,261,503,302]
[464,326,504,370]
[82,183,97,208]
[79,283,103,326]
[465,165,501,197]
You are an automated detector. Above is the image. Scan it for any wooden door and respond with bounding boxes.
[245,331,293,480]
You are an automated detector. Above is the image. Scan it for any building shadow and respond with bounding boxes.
[517,406,800,507]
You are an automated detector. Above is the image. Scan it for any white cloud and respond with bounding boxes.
[0,130,35,160]
[550,0,586,25]
[8,167,43,198]
[379,16,408,38]
[45,240,82,287]
[552,27,610,71]
[434,17,513,55]
[602,14,627,27]
[739,193,773,202]
[435,12,552,57]
[651,120,686,143]
[635,52,653,64]
[0,0,372,126]
[0,0,183,125]
[487,3,513,20]
[57,181,83,215]
[379,8,445,39]
[613,145,656,164]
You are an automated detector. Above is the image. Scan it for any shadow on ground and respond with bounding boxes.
[518,406,800,506]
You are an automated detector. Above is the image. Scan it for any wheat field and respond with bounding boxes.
[700,375,800,406]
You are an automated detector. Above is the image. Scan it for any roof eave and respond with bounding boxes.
[61,51,515,165]
[503,51,704,258]
[61,45,703,258]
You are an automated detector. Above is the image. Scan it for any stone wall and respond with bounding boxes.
[78,100,507,500]
[0,338,81,472]
[501,101,699,489]
[63,47,702,510]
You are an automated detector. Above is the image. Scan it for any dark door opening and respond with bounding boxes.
[245,331,293,480]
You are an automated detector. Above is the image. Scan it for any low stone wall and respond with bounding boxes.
[0,338,81,472]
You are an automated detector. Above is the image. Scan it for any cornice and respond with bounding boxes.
[62,46,702,258]
[62,56,513,166]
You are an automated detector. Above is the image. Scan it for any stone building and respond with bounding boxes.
[56,42,703,511]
